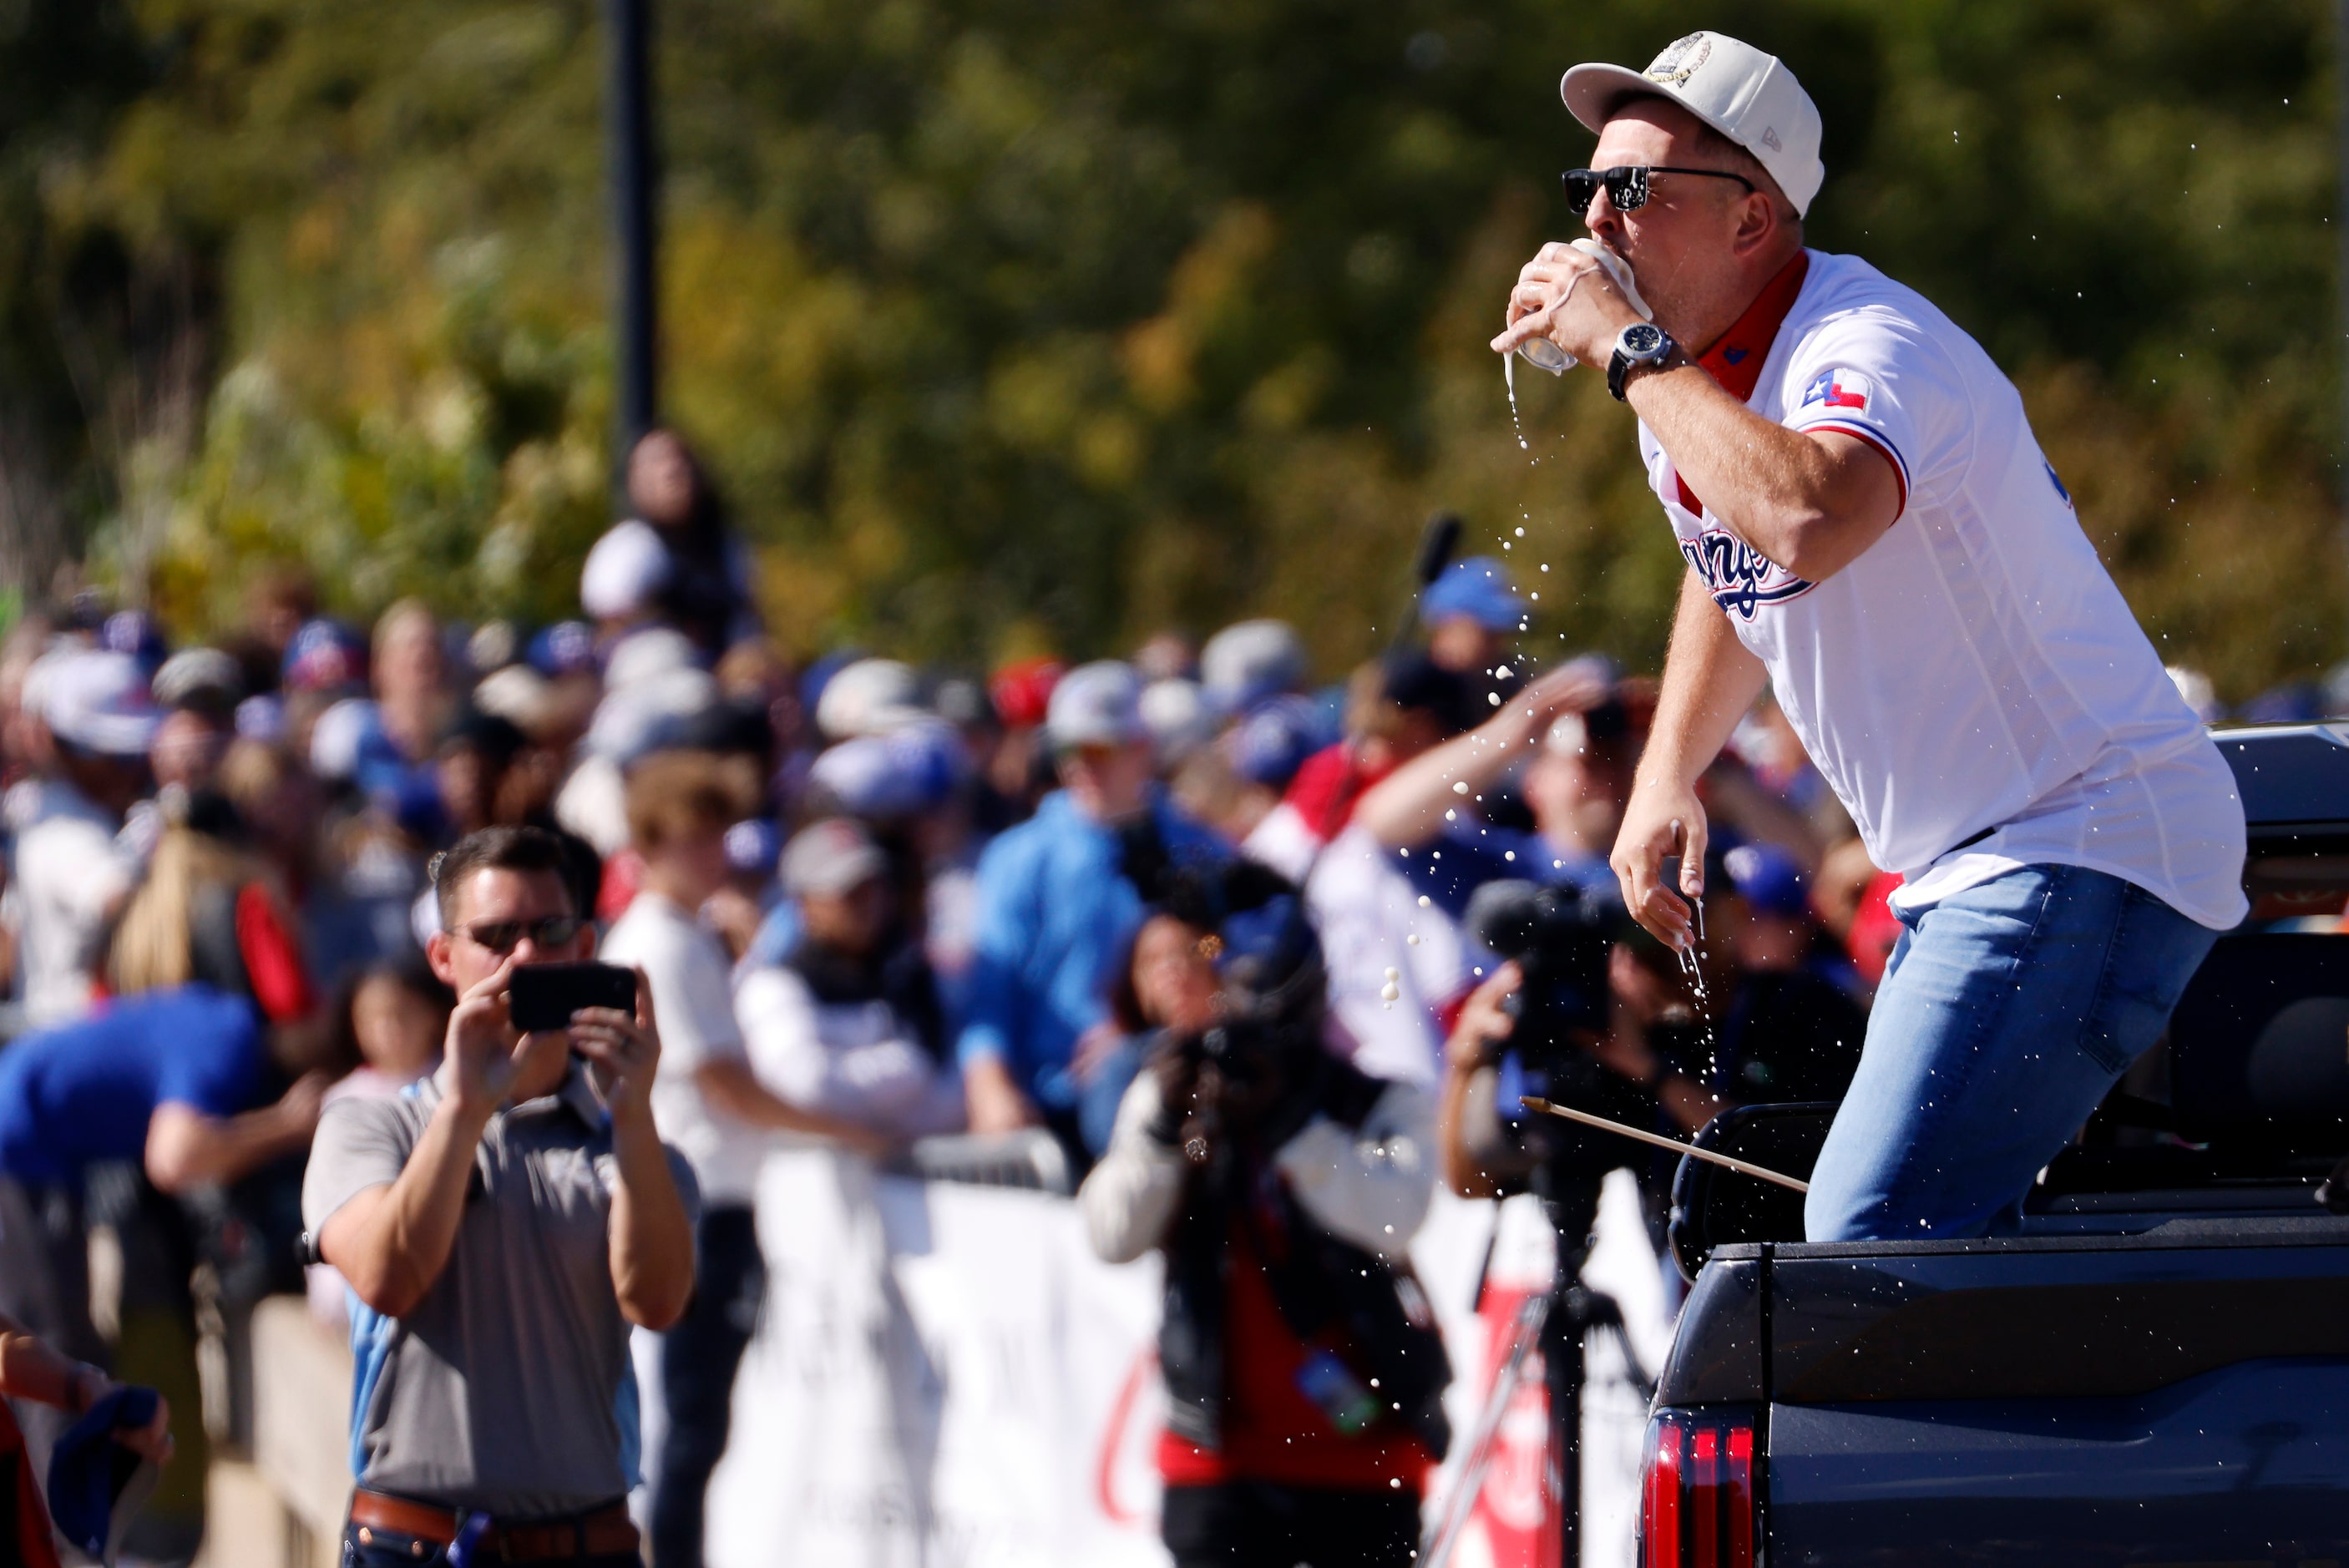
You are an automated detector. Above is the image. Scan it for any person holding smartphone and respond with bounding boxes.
[302,825,696,1567]
[1491,31,2245,1242]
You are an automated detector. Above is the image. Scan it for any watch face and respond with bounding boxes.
[1621,322,1667,358]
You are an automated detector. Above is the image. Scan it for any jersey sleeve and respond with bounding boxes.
[1779,311,1962,521]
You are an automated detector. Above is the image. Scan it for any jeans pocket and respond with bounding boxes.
[2080,888,2217,1075]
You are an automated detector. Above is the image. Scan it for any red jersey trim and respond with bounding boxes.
[1697,251,1812,402]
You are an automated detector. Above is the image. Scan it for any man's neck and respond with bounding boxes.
[1678,240,1807,361]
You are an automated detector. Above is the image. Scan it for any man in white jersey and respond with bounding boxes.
[1491,31,2247,1241]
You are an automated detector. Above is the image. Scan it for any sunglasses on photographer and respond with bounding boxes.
[1562,164,1757,214]
[459,915,586,955]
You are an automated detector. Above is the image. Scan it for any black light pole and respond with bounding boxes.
[2339,3,2349,555]
[607,0,658,491]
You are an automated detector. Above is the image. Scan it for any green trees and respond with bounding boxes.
[9,0,2344,699]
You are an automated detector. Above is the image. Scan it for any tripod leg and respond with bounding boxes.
[1544,1259,1591,1568]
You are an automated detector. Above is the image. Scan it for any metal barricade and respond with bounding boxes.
[903,1129,1073,1196]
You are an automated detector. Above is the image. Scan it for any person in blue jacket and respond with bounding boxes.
[957,661,1225,1161]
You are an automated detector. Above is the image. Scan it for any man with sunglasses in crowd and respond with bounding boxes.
[303,825,697,1566]
[1491,32,2245,1242]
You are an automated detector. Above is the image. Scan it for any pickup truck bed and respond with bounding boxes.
[1643,725,2349,1565]
[1656,1219,2349,1563]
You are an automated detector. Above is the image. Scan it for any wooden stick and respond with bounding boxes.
[1518,1096,1810,1194]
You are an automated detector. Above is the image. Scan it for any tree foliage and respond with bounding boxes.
[6,0,2344,698]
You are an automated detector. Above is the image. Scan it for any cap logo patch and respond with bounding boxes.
[1644,33,1712,85]
[1761,126,1783,151]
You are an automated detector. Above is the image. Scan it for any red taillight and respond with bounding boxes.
[1643,1420,1681,1567]
[1639,1413,1758,1568]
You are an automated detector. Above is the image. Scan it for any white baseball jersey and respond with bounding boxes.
[1638,250,2247,930]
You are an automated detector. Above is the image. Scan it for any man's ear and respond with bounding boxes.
[425,931,458,986]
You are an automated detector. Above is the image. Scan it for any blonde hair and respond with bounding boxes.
[625,750,753,852]
[108,827,260,995]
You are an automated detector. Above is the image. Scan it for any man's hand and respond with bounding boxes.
[1490,242,1643,368]
[570,965,661,1128]
[1496,663,1610,747]
[964,1054,1037,1135]
[445,954,530,1117]
[112,1390,175,1465]
[1612,773,1707,952]
[1444,962,1523,1075]
[276,1070,332,1137]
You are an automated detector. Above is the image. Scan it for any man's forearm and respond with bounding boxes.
[145,1102,309,1195]
[1625,362,1895,580]
[321,1098,491,1318]
[696,1059,881,1143]
[1641,571,1769,792]
[607,1113,694,1329]
[1356,715,1532,850]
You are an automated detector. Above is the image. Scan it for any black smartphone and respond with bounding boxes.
[509,962,638,1034]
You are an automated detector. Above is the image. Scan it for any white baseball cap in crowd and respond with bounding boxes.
[1561,31,1825,217]
[1045,660,1146,751]
[38,649,163,757]
[781,817,888,898]
[580,518,673,621]
[1199,620,1307,714]
[602,626,701,692]
[815,658,928,741]
[151,646,245,713]
[1139,676,1218,765]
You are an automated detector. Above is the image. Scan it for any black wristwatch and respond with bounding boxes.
[1607,321,1676,401]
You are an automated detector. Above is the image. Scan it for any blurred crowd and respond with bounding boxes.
[0,426,2056,1560]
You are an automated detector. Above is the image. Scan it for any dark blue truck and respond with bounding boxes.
[1646,723,2349,1565]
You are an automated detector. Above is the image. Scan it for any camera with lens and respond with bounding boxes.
[1465,878,1650,1181]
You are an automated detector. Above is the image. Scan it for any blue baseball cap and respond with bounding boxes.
[1227,694,1326,788]
[527,620,598,678]
[1420,557,1527,632]
[1722,842,1810,918]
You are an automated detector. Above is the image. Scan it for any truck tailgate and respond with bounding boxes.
[1764,1233,2349,1564]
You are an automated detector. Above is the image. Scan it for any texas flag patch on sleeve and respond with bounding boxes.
[1802,368,1873,412]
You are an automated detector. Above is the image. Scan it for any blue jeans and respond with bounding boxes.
[1805,863,2220,1242]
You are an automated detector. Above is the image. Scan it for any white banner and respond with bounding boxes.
[707,1154,1670,1568]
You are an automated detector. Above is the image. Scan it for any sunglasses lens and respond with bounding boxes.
[539,917,583,946]
[1562,170,1601,211]
[469,923,520,953]
[1606,167,1648,210]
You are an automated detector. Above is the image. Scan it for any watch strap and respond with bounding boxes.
[1607,327,1677,402]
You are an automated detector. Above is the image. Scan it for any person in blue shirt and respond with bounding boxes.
[959,662,1225,1154]
[0,985,337,1195]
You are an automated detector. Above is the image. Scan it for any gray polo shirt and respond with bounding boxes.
[301,1064,699,1516]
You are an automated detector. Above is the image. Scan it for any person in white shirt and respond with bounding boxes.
[9,650,156,1025]
[734,817,962,1141]
[1492,31,2245,1241]
[600,749,855,1568]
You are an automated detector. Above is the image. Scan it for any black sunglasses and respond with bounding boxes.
[1562,164,1757,214]
[459,915,586,955]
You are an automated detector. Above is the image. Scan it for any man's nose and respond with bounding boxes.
[1584,190,1626,244]
[510,936,542,966]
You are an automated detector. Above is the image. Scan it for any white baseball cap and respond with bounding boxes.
[1561,31,1825,217]
[1045,660,1145,750]
[580,518,672,620]
[815,658,928,741]
[36,649,162,757]
[781,817,888,898]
